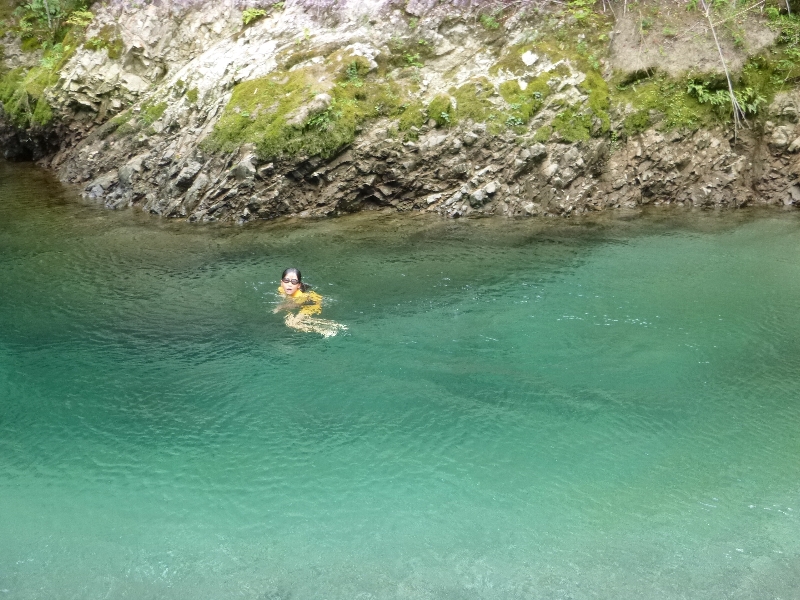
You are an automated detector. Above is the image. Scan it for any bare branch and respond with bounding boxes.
[699,0,746,136]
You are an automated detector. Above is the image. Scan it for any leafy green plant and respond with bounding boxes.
[623,109,650,136]
[306,102,339,130]
[404,52,423,67]
[83,36,103,50]
[22,0,64,32]
[65,9,92,27]
[686,80,765,117]
[687,80,730,106]
[479,13,500,30]
[242,8,266,26]
[39,41,65,68]
[734,87,766,115]
[345,61,363,86]
[567,0,595,23]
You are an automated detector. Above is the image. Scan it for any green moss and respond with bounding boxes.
[0,66,24,110]
[427,93,451,127]
[451,79,495,122]
[106,37,124,60]
[534,125,552,143]
[490,12,611,78]
[580,70,610,132]
[206,64,410,161]
[115,120,138,137]
[479,13,501,30]
[186,87,199,104]
[20,36,40,52]
[30,94,52,124]
[139,101,167,125]
[498,71,551,123]
[84,25,123,60]
[95,111,132,139]
[553,106,591,142]
[612,73,716,132]
[384,36,434,69]
[623,109,650,136]
[397,101,425,131]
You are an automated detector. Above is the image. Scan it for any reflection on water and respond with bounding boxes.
[1,161,800,599]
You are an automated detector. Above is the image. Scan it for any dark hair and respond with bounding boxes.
[281,267,308,292]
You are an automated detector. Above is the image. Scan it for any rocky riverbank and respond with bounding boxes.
[2,0,800,222]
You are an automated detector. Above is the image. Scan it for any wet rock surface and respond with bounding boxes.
[61,105,800,223]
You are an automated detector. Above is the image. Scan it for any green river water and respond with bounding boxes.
[1,161,799,599]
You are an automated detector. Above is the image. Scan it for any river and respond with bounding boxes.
[1,160,799,599]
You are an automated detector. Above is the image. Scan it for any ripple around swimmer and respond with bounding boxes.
[2,163,800,598]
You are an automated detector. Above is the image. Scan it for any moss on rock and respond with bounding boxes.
[498,71,551,123]
[450,79,495,123]
[397,100,425,132]
[427,94,451,127]
[207,61,411,160]
[84,25,124,60]
[580,69,610,133]
[553,106,591,142]
[140,101,167,125]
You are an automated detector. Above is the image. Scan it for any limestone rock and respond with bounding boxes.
[770,126,794,150]
[174,161,203,190]
[233,155,257,181]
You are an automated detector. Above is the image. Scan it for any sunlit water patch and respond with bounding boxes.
[1,161,799,599]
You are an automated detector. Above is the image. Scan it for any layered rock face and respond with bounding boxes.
[2,0,800,222]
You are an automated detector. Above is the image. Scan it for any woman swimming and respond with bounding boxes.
[273,268,347,337]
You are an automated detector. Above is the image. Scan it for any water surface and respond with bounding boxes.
[1,161,799,599]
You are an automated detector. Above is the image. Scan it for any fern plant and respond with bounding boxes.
[242,8,266,26]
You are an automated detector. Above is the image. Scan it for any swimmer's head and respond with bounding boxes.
[280,268,304,295]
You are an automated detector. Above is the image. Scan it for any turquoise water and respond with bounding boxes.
[1,161,800,599]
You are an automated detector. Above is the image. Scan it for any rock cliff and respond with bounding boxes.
[2,0,800,222]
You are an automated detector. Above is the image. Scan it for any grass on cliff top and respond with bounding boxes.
[611,9,800,137]
[607,6,800,137]
[205,57,414,160]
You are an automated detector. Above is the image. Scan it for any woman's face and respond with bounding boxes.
[281,273,301,295]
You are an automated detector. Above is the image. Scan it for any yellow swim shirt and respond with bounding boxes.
[277,287,323,316]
